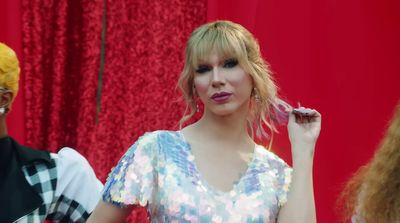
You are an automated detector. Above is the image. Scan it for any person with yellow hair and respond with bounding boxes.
[0,43,19,114]
[0,42,103,223]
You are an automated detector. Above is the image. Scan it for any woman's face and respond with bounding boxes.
[193,52,253,117]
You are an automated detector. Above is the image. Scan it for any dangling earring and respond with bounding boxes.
[253,88,261,103]
[0,107,5,115]
[196,100,200,112]
[193,85,200,112]
[0,88,10,115]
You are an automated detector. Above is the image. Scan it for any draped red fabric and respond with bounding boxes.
[21,0,103,156]
[86,1,206,221]
[20,0,206,221]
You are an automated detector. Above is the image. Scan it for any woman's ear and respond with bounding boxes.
[0,91,13,109]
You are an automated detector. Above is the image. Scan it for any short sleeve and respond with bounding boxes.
[262,148,292,207]
[102,132,158,208]
[49,147,103,222]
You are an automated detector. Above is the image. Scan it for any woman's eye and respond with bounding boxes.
[223,58,238,68]
[195,65,211,74]
[224,59,239,68]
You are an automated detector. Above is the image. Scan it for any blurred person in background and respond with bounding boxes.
[338,102,400,223]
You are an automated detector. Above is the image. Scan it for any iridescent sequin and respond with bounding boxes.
[103,131,292,222]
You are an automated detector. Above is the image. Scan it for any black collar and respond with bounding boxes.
[14,139,52,165]
[0,137,52,222]
[0,137,13,178]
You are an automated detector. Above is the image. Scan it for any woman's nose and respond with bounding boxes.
[211,67,225,88]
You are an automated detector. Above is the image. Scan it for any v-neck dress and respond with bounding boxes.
[103,130,292,223]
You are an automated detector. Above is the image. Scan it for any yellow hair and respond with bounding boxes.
[0,42,20,100]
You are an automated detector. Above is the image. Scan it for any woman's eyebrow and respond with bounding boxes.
[196,62,210,67]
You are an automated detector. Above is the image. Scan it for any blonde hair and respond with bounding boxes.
[338,102,400,222]
[0,42,20,102]
[177,20,282,138]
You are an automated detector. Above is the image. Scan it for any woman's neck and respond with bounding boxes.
[194,108,252,144]
[0,116,8,139]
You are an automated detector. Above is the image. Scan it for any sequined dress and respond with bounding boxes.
[103,130,292,223]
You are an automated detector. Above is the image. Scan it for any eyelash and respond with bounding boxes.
[195,66,210,74]
[195,58,239,74]
[223,58,238,68]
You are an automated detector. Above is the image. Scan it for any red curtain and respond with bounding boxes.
[20,0,206,221]
[87,0,206,221]
[21,0,104,156]
[88,0,206,182]
[3,0,400,222]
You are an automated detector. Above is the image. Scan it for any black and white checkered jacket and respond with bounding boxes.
[0,137,103,223]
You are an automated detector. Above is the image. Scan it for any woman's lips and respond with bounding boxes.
[211,92,232,103]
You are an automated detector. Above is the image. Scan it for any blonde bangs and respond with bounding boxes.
[189,26,248,69]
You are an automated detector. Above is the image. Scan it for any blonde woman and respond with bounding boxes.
[339,102,400,223]
[89,20,321,223]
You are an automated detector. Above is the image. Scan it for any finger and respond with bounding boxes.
[297,108,319,117]
[293,107,321,124]
[310,109,322,122]
[288,111,296,122]
[293,107,315,116]
[293,113,305,124]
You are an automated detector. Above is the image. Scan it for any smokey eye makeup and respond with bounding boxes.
[195,65,211,74]
[223,58,238,68]
[194,58,239,73]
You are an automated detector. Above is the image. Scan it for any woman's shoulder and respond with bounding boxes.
[134,130,181,144]
[254,145,292,170]
[254,145,292,206]
[127,130,184,153]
